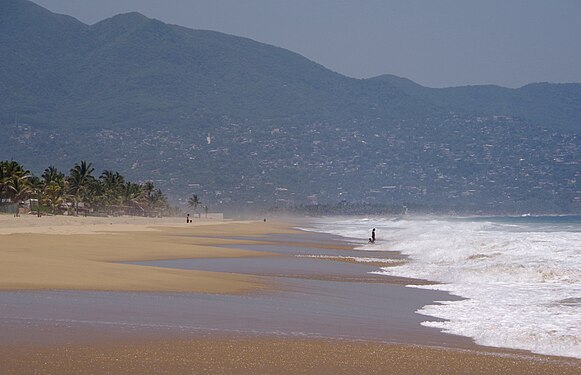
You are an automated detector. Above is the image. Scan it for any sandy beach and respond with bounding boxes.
[2,338,580,375]
[0,214,291,293]
[0,214,579,374]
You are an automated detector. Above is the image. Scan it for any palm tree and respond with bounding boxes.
[1,160,28,178]
[1,160,29,203]
[42,166,64,185]
[188,194,201,218]
[6,175,32,217]
[41,166,65,214]
[99,170,125,214]
[122,182,145,215]
[141,181,168,215]
[43,181,65,214]
[67,161,95,216]
[82,179,106,215]
[28,176,44,217]
[0,162,8,203]
[143,181,155,197]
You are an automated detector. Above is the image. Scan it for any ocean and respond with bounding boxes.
[304,215,581,359]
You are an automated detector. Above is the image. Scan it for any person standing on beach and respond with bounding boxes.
[371,228,376,242]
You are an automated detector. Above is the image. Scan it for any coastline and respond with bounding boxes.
[0,215,291,293]
[0,215,579,373]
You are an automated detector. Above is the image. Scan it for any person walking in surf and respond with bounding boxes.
[369,228,376,243]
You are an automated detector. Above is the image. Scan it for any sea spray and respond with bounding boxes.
[305,216,581,359]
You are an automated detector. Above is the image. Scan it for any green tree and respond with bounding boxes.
[43,181,64,214]
[41,166,65,214]
[28,175,44,217]
[67,160,95,216]
[188,194,201,218]
[100,170,125,208]
[1,160,29,203]
[122,182,145,214]
[142,181,168,215]
[42,166,64,185]
[1,161,174,217]
[6,175,32,217]
[82,179,106,214]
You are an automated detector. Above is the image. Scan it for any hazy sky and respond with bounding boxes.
[33,0,581,88]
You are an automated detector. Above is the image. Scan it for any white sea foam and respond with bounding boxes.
[306,216,581,359]
[296,255,400,264]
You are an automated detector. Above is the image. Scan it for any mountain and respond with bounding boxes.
[373,75,581,133]
[1,0,580,213]
[0,0,434,131]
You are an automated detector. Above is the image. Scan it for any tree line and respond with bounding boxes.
[0,160,175,217]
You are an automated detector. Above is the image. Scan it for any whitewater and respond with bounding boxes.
[305,215,581,359]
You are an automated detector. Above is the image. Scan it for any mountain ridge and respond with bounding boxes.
[1,0,580,212]
[2,0,580,131]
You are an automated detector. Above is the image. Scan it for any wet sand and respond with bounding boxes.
[0,216,579,373]
[2,338,580,375]
[0,231,462,348]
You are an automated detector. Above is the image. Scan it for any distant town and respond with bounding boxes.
[5,112,579,214]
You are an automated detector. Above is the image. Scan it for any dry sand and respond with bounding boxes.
[0,214,293,293]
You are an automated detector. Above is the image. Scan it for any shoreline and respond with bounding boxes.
[0,215,579,373]
[0,215,294,293]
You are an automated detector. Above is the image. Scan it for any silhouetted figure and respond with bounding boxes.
[186,213,190,223]
[372,228,376,242]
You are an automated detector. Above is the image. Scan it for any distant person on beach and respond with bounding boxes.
[186,213,190,223]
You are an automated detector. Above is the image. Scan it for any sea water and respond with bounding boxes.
[304,215,581,359]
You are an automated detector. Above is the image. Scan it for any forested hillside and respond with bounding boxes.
[1,0,579,213]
